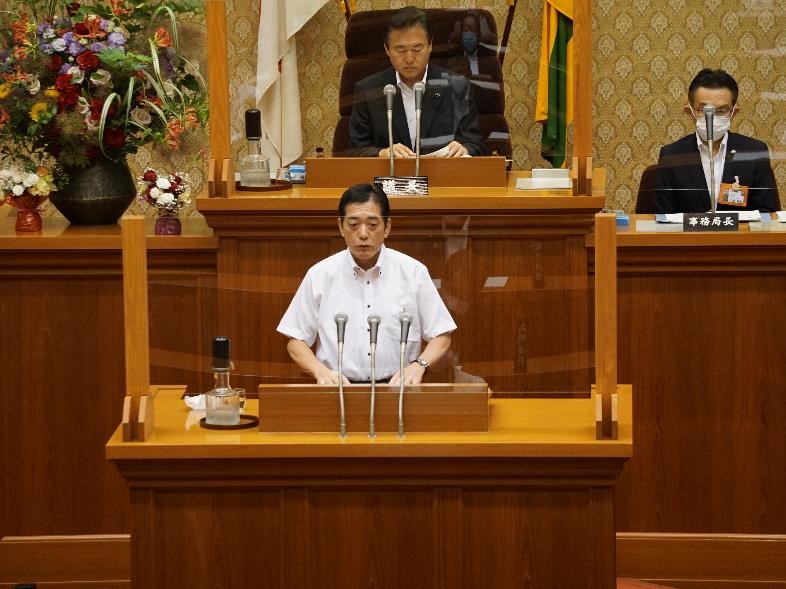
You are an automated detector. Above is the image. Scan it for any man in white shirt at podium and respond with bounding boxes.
[277,183,456,385]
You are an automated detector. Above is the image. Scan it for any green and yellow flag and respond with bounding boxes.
[535,0,573,168]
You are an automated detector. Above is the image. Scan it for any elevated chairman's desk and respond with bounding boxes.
[2,178,785,574]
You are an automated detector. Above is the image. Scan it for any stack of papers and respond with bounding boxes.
[516,168,572,190]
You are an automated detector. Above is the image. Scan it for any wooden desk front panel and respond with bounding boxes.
[609,228,786,534]
[127,458,618,589]
[0,239,217,538]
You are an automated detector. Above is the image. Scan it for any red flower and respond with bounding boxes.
[143,170,157,182]
[103,127,126,148]
[54,74,74,91]
[48,54,64,72]
[153,27,173,48]
[57,90,79,111]
[76,50,100,71]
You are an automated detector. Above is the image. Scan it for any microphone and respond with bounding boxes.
[703,104,715,144]
[703,104,717,213]
[383,84,397,176]
[398,312,412,344]
[397,312,413,438]
[368,313,381,345]
[367,314,381,438]
[413,81,425,176]
[334,313,348,438]
[335,312,347,344]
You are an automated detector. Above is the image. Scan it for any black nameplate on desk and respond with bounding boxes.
[374,175,428,196]
[683,212,740,232]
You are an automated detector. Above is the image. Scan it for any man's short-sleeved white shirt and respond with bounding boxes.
[277,245,456,382]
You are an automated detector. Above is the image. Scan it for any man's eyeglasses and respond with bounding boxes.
[690,106,735,119]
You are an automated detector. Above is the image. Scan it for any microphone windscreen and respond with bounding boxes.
[702,104,716,116]
[383,84,396,111]
[703,104,715,141]
[367,314,381,345]
[212,336,230,370]
[335,312,348,343]
[398,312,413,343]
[413,82,425,110]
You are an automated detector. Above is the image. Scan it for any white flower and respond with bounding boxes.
[83,113,99,132]
[130,107,152,126]
[12,184,24,196]
[51,38,66,52]
[90,69,112,86]
[67,66,85,85]
[27,78,41,95]
[156,192,175,205]
[23,173,39,187]
[149,187,162,198]
[156,178,171,190]
[77,96,90,115]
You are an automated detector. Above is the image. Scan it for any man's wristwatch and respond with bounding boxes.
[413,357,429,371]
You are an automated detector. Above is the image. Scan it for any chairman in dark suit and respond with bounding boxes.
[655,68,779,214]
[348,6,487,158]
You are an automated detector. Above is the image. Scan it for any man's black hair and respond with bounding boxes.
[338,183,391,221]
[688,68,739,105]
[385,6,431,46]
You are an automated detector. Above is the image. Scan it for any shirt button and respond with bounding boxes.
[367,305,370,308]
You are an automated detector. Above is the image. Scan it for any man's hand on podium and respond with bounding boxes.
[379,143,415,158]
[313,364,351,386]
[389,361,426,386]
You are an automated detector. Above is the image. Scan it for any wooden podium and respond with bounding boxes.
[107,385,632,589]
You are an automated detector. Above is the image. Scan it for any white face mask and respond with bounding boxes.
[692,106,734,142]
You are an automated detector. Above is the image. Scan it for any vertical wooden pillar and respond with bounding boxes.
[206,0,231,196]
[594,213,617,439]
[573,0,593,195]
[120,216,153,441]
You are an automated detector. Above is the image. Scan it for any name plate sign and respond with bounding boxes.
[683,212,740,232]
[374,175,428,196]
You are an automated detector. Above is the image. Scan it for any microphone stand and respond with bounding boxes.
[414,82,424,177]
[397,313,411,439]
[387,109,395,176]
[704,105,716,213]
[397,339,406,438]
[369,340,377,438]
[337,341,346,438]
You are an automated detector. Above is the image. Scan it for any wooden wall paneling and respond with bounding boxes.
[0,535,130,587]
[0,275,129,538]
[614,260,786,533]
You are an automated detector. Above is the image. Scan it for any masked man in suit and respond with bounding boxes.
[655,68,780,214]
[348,6,487,158]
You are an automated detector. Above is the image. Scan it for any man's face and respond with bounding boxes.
[462,15,479,34]
[685,86,737,120]
[385,25,432,87]
[338,200,391,270]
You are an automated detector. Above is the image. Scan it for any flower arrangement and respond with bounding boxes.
[138,168,190,215]
[0,164,56,203]
[0,0,208,176]
[0,163,57,230]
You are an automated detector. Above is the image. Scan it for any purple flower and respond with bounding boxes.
[158,48,178,80]
[59,63,72,75]
[100,19,111,31]
[40,43,53,54]
[90,42,106,52]
[107,31,126,48]
[68,41,84,56]
[62,31,74,43]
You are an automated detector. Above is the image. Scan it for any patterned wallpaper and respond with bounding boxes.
[8,0,786,219]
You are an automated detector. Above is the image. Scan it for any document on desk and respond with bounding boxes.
[422,146,471,158]
[776,211,786,223]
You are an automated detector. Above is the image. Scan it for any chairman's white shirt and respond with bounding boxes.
[277,245,456,382]
[696,131,729,208]
[396,66,428,148]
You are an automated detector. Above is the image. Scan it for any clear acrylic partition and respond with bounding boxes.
[225,2,545,172]
[146,213,594,399]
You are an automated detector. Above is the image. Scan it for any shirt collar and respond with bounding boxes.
[695,131,729,154]
[395,65,428,91]
[345,244,387,276]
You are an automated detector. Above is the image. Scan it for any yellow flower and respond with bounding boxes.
[44,87,59,99]
[0,83,13,99]
[30,102,48,121]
